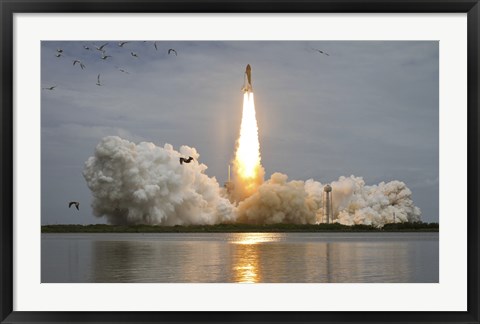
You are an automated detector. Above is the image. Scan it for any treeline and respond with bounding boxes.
[41,222,439,233]
[382,222,439,231]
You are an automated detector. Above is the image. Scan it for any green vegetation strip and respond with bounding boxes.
[42,222,439,233]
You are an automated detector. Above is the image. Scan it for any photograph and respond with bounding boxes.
[2,1,479,322]
[40,40,439,284]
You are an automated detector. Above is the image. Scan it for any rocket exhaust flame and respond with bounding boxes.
[236,92,261,178]
[236,93,260,179]
[231,80,265,201]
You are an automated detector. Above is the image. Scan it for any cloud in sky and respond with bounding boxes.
[41,41,438,224]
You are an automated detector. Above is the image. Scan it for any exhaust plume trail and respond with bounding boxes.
[231,91,265,202]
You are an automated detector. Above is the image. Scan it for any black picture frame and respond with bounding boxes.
[1,1,479,323]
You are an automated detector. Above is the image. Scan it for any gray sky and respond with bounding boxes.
[41,41,438,225]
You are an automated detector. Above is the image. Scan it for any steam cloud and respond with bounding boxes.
[84,136,421,227]
[83,136,234,225]
[236,173,421,227]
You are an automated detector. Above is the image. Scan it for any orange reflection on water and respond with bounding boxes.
[234,262,257,283]
[230,233,283,283]
[231,232,283,245]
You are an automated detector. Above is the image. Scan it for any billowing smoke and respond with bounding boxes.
[236,173,421,227]
[83,136,235,225]
[236,173,320,224]
[84,136,421,227]
[329,176,421,226]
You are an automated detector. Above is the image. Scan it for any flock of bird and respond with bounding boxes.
[43,41,178,90]
[43,43,329,91]
[55,43,328,214]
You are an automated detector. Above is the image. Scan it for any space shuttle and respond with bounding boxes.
[241,64,253,93]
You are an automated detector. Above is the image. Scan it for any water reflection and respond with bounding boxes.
[231,243,260,283]
[229,233,287,283]
[41,233,439,283]
[229,233,280,283]
[92,239,226,282]
[230,232,284,245]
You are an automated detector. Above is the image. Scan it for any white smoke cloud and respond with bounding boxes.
[83,136,421,227]
[329,176,421,227]
[83,136,235,225]
[237,174,421,227]
[236,173,320,224]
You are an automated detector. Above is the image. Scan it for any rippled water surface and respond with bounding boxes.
[42,232,438,283]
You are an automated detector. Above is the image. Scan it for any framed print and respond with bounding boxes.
[1,0,479,323]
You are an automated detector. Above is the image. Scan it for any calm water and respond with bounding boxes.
[42,232,438,283]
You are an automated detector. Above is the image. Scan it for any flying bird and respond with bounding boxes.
[42,86,56,90]
[83,45,91,50]
[154,41,158,50]
[55,53,62,58]
[73,60,86,69]
[95,43,109,52]
[96,74,102,86]
[56,48,63,53]
[168,48,177,56]
[311,48,329,56]
[180,156,194,165]
[68,201,80,210]
[100,54,112,60]
[130,52,138,58]
[117,67,130,74]
[118,41,129,47]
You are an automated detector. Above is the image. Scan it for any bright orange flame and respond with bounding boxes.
[236,93,260,178]
[232,92,264,201]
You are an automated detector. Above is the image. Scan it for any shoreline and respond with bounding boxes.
[41,223,439,233]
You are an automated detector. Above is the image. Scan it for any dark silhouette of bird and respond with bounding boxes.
[118,41,129,47]
[180,156,194,165]
[116,67,129,74]
[73,60,86,69]
[311,48,329,56]
[154,41,158,50]
[131,52,138,58]
[100,54,112,60]
[96,74,102,86]
[95,43,109,52]
[168,48,177,56]
[56,48,63,53]
[68,201,80,210]
[83,45,91,50]
[55,53,62,58]
[42,86,56,90]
